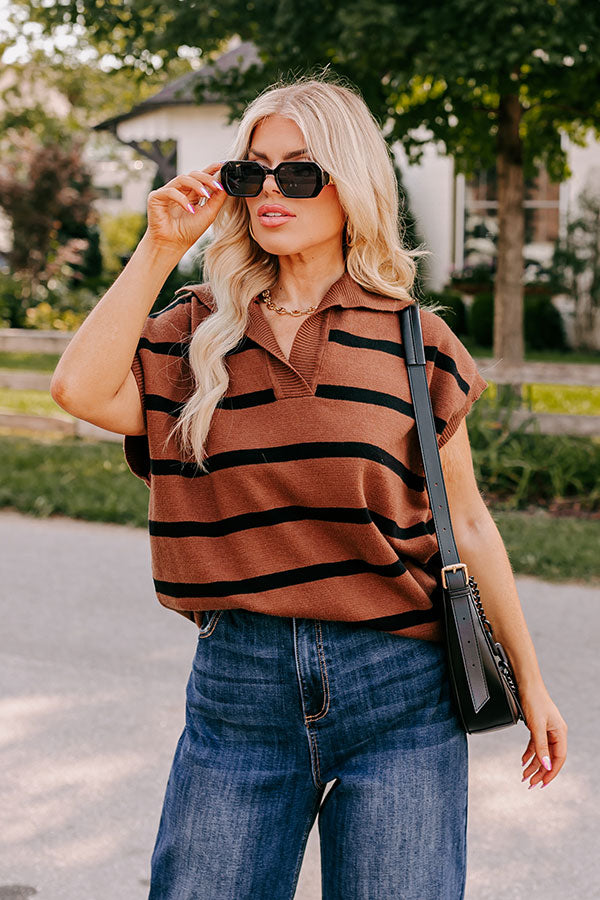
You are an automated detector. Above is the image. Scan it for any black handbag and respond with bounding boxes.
[400,303,527,734]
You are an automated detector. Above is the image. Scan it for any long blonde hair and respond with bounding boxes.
[167,71,434,472]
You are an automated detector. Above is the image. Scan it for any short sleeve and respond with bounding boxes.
[123,349,151,488]
[122,285,205,489]
[421,309,489,449]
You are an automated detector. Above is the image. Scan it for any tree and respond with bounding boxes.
[0,130,99,324]
[11,0,600,363]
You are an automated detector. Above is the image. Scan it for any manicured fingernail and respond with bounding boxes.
[542,756,552,771]
[212,180,224,191]
[541,781,549,788]
[187,203,196,214]
[528,782,536,790]
[521,774,527,782]
[200,187,211,198]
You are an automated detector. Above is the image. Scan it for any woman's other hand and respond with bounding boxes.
[520,683,567,790]
[144,162,228,257]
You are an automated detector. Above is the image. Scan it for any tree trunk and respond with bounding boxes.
[495,94,525,385]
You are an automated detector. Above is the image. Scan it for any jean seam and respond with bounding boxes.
[305,621,330,722]
[308,726,326,789]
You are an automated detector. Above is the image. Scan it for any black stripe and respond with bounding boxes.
[143,383,449,436]
[154,554,409,599]
[145,394,187,417]
[428,347,470,395]
[148,292,193,318]
[329,328,404,357]
[145,387,278,413]
[225,336,263,357]
[138,337,190,357]
[150,441,426,491]
[315,383,413,417]
[358,606,440,631]
[217,388,277,409]
[329,328,470,395]
[148,506,435,540]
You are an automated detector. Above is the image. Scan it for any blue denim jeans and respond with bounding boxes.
[148,608,468,900]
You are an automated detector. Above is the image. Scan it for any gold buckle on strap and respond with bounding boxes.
[441,563,469,589]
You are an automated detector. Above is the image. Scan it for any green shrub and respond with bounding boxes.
[469,291,494,346]
[469,290,569,351]
[524,294,567,351]
[467,388,600,512]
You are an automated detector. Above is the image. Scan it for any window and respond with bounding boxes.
[457,165,560,272]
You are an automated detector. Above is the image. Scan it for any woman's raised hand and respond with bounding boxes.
[144,162,228,258]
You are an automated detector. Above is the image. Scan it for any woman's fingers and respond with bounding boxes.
[175,175,213,200]
[187,169,225,192]
[156,186,201,215]
[521,724,567,789]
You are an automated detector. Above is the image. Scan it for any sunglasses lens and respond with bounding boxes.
[222,161,265,196]
[278,163,320,197]
[221,161,324,197]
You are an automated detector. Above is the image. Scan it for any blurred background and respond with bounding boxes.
[0,2,598,898]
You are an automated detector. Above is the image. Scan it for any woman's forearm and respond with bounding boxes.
[51,232,181,416]
[452,511,545,692]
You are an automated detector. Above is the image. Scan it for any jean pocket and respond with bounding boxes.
[197,609,224,638]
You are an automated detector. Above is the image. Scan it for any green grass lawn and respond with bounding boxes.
[0,351,61,372]
[0,387,69,418]
[0,433,597,585]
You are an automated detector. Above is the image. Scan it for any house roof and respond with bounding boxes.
[93,40,260,131]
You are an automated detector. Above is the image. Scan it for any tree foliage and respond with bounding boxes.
[11,0,600,179]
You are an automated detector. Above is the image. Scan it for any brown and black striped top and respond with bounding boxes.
[124,269,488,642]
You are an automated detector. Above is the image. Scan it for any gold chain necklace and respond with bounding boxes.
[258,288,318,317]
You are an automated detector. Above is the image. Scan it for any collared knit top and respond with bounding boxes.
[123,269,488,643]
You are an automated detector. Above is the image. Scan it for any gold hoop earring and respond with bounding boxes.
[249,222,258,243]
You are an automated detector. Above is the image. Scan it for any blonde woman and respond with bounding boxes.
[51,74,567,899]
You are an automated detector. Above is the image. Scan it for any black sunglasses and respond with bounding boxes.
[220,159,335,198]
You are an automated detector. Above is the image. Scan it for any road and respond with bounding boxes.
[0,509,597,900]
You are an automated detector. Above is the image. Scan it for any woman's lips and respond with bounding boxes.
[257,214,296,227]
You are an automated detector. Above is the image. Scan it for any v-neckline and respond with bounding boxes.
[248,299,332,397]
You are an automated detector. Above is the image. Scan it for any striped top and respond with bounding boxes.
[124,270,488,642]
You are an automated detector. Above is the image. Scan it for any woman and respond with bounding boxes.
[51,75,567,899]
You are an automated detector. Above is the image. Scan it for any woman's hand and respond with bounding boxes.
[144,162,229,257]
[519,682,567,790]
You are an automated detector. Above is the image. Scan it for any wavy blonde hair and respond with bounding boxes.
[167,71,436,472]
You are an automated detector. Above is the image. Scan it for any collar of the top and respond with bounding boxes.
[187,269,415,315]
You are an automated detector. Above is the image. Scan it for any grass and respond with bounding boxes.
[0,433,148,527]
[0,351,61,372]
[0,387,69,418]
[0,433,597,585]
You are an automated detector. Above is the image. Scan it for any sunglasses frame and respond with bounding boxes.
[220,159,336,198]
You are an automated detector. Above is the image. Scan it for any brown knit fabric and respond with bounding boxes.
[124,270,488,642]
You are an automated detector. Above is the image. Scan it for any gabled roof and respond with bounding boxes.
[93,40,260,131]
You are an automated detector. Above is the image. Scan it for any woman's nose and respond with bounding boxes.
[262,173,280,193]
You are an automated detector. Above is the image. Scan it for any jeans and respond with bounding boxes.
[148,608,468,900]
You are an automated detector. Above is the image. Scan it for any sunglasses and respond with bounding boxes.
[220,159,335,198]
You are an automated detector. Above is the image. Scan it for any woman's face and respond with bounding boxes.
[244,115,346,257]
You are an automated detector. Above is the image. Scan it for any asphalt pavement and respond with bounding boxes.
[0,508,597,900]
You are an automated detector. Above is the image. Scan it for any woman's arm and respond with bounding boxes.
[439,419,568,788]
[51,163,227,434]
[51,235,181,434]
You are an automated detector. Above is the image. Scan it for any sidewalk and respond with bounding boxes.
[0,508,596,899]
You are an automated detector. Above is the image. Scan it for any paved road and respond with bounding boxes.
[0,509,597,900]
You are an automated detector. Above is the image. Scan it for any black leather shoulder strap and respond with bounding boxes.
[400,303,490,711]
